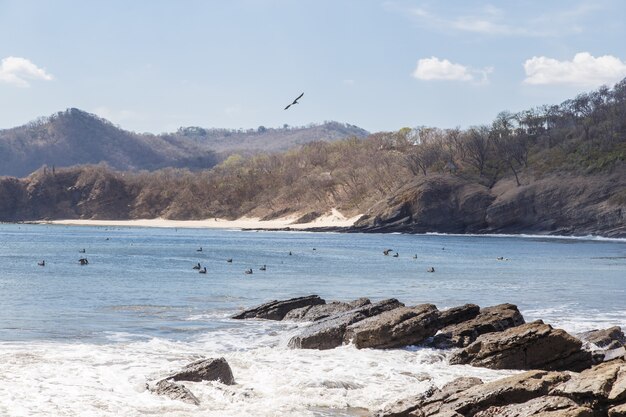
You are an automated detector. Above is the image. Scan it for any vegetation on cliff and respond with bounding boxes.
[1,79,625,236]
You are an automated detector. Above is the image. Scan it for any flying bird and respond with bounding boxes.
[284,92,304,110]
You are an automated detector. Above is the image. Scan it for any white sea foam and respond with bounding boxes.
[424,232,626,243]
[524,308,626,334]
[0,324,516,417]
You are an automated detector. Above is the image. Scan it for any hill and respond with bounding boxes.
[0,109,369,177]
[0,79,624,237]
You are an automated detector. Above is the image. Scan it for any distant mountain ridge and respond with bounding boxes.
[0,108,369,177]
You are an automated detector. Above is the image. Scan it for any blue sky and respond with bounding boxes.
[1,0,625,134]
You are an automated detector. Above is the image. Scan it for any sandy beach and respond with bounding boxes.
[42,208,362,230]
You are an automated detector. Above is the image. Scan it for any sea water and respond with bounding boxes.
[0,224,624,416]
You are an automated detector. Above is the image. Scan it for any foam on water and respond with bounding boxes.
[1,224,624,416]
[425,231,626,243]
[0,322,515,417]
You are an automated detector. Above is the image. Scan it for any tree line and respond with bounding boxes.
[9,78,626,221]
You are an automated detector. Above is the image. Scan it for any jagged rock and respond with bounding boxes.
[450,321,593,371]
[431,303,525,348]
[344,304,440,349]
[438,304,480,328]
[378,370,570,417]
[150,379,200,405]
[603,347,626,362]
[168,357,235,385]
[284,298,371,322]
[288,298,404,350]
[609,403,626,416]
[378,377,483,417]
[579,326,626,350]
[551,359,626,403]
[232,295,325,320]
[472,396,594,417]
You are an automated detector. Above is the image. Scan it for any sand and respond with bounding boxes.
[43,209,362,230]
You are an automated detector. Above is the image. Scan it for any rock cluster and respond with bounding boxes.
[378,359,626,417]
[233,296,626,415]
[234,295,623,374]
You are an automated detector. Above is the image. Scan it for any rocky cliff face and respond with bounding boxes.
[354,167,626,238]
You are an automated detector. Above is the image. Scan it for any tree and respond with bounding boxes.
[463,126,491,176]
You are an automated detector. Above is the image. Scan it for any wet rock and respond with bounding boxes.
[150,379,200,405]
[431,303,525,348]
[344,304,440,349]
[284,298,371,322]
[168,357,235,385]
[377,377,483,417]
[579,326,626,350]
[288,298,404,350]
[379,370,570,417]
[450,321,593,371]
[551,359,626,403]
[472,396,594,417]
[232,295,325,320]
[437,304,480,328]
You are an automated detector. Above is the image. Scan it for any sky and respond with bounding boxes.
[1,0,626,134]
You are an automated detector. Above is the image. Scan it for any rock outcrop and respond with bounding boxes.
[438,303,480,328]
[354,175,495,234]
[284,298,371,322]
[150,379,200,405]
[352,170,626,238]
[150,357,236,404]
[344,304,440,349]
[431,303,525,348]
[378,370,570,417]
[232,295,325,320]
[167,357,235,385]
[579,326,626,350]
[551,359,626,403]
[449,321,593,371]
[287,298,404,350]
[379,359,626,416]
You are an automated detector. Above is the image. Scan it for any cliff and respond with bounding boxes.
[353,167,626,238]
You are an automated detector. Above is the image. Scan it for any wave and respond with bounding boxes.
[424,232,626,243]
[0,335,514,417]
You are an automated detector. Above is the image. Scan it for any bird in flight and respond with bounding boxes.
[284,92,304,110]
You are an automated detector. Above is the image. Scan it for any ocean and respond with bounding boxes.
[0,224,624,416]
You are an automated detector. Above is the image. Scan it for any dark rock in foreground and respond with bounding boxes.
[150,379,200,405]
[344,304,440,349]
[379,359,626,417]
[431,303,525,349]
[168,357,235,385]
[288,298,404,350]
[378,370,570,417]
[450,321,593,372]
[232,295,325,320]
[284,298,371,322]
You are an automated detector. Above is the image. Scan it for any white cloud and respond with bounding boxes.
[0,56,53,87]
[413,57,491,83]
[387,2,601,38]
[523,52,626,87]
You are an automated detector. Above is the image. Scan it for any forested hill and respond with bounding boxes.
[0,79,625,237]
[0,108,369,177]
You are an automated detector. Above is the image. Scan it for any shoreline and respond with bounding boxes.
[35,209,364,231]
[25,218,626,241]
